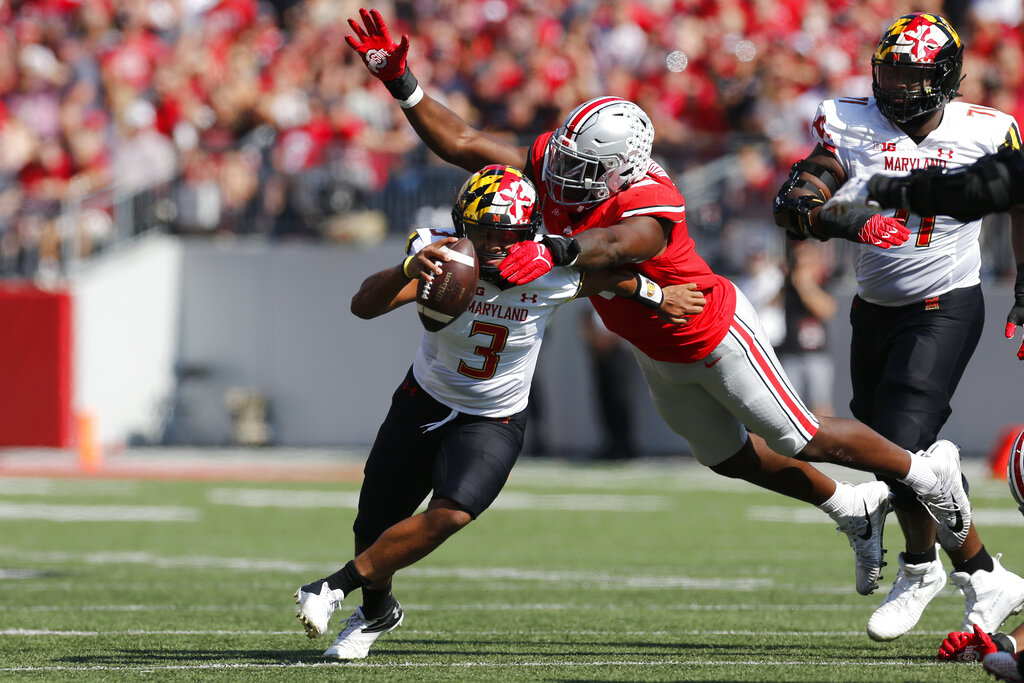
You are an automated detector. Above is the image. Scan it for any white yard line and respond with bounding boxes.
[0,659,953,673]
[0,503,197,522]
[0,627,950,637]
[749,505,1024,526]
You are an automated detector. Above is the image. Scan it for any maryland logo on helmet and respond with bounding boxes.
[454,165,540,230]
[871,13,964,124]
[873,13,961,64]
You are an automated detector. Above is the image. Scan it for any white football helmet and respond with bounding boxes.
[543,96,654,207]
[1009,427,1024,517]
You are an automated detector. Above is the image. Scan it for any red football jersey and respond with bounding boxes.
[528,133,736,363]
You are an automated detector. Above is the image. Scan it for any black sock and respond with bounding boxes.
[361,586,397,619]
[324,560,370,595]
[953,545,995,574]
[904,547,938,565]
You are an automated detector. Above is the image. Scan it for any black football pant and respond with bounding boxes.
[353,367,527,542]
[849,285,983,510]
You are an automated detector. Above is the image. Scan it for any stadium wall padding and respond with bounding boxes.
[68,235,1024,457]
[0,283,73,447]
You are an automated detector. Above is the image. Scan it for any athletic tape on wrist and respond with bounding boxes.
[631,273,664,309]
[398,85,424,109]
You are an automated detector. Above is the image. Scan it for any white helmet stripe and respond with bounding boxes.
[565,96,625,135]
[1010,428,1024,510]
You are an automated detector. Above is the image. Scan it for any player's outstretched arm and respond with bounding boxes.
[350,239,453,319]
[345,8,526,173]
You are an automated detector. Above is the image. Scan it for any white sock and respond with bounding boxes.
[819,481,854,518]
[900,451,938,494]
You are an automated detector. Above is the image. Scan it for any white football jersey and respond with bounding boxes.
[407,227,583,417]
[812,98,1021,305]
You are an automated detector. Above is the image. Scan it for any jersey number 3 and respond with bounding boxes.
[458,321,509,380]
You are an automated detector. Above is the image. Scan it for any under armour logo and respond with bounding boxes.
[936,148,953,159]
[365,48,390,74]
[402,381,417,397]
[520,293,537,303]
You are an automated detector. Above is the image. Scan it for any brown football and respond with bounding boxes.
[416,238,479,332]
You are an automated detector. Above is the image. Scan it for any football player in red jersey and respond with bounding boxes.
[343,6,983,626]
[774,12,1024,642]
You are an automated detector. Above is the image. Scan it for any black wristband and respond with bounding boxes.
[991,632,1016,654]
[1015,262,1024,305]
[815,204,875,243]
[630,273,664,309]
[540,234,581,266]
[383,68,418,101]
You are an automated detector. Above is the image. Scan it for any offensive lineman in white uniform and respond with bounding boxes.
[774,12,1024,643]
[292,165,705,660]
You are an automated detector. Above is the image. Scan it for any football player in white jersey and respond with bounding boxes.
[774,12,1024,643]
[866,149,1024,360]
[292,165,706,660]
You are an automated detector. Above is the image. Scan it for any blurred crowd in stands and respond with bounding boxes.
[0,0,1021,280]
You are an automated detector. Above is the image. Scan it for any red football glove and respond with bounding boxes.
[858,214,910,249]
[1005,308,1024,360]
[498,241,554,285]
[938,624,997,662]
[345,8,410,82]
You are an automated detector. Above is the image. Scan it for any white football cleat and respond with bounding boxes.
[913,440,972,551]
[951,554,1024,633]
[323,603,404,660]
[867,549,946,641]
[831,480,891,595]
[295,579,346,639]
[983,651,1022,683]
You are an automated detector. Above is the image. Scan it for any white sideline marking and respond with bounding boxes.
[0,479,135,496]
[0,627,950,637]
[206,488,670,512]
[749,505,1024,526]
[0,659,953,672]
[0,547,774,591]
[0,602,878,612]
[0,503,197,522]
[206,489,361,508]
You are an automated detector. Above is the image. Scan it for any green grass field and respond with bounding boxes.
[1,454,1020,681]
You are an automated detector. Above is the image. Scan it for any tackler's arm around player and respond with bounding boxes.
[580,269,707,326]
[351,238,456,319]
[498,215,670,286]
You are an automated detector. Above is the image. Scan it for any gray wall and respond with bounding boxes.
[160,239,1022,457]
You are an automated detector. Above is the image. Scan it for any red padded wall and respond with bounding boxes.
[0,283,73,447]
